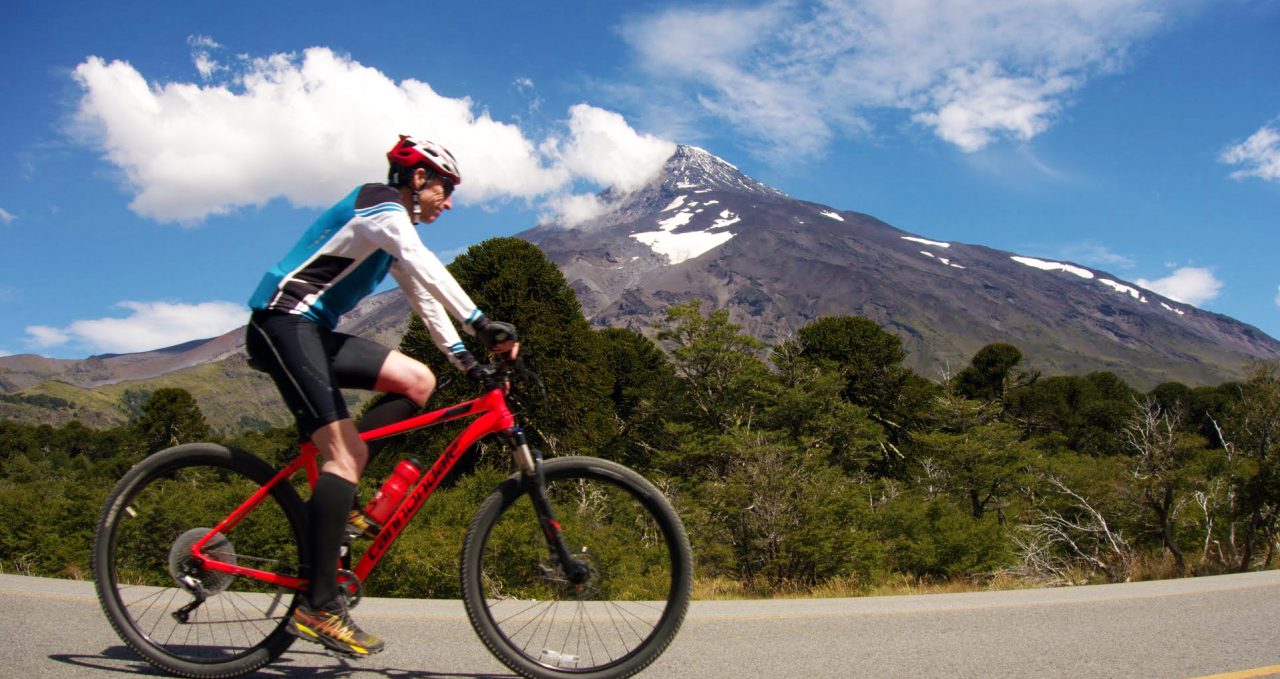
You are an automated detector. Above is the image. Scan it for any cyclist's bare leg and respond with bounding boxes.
[356,351,436,468]
[311,419,370,483]
[371,350,436,406]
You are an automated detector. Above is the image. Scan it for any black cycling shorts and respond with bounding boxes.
[245,310,391,438]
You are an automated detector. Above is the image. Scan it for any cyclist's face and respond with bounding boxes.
[415,175,453,224]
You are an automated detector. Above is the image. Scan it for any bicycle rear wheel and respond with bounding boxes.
[92,443,309,678]
[462,456,693,679]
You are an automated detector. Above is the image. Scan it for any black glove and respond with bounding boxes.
[466,364,499,393]
[472,316,518,352]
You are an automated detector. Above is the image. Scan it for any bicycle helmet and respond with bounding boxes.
[387,135,462,187]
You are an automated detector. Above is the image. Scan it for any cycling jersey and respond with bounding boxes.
[249,183,481,370]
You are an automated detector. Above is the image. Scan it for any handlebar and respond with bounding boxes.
[469,351,525,393]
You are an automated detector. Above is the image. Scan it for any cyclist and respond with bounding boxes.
[245,135,517,657]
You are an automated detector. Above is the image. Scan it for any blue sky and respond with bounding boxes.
[2,0,1278,360]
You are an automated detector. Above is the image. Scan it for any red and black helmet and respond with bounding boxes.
[386,135,462,185]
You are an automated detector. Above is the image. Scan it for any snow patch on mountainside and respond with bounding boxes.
[1012,256,1193,316]
[1099,279,1147,303]
[632,228,734,265]
[662,195,687,212]
[631,202,737,265]
[920,251,965,269]
[1012,256,1094,279]
[657,211,695,230]
[903,236,951,248]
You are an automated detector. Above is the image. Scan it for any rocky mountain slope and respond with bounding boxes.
[521,146,1280,388]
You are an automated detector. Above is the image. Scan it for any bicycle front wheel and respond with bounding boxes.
[92,443,309,678]
[462,456,693,679]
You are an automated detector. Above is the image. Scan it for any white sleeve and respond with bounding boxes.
[359,208,484,370]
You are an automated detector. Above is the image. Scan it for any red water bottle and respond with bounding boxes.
[364,459,422,525]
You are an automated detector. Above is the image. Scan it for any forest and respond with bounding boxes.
[1,237,1277,598]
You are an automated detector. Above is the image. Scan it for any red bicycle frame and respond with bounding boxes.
[188,385,524,591]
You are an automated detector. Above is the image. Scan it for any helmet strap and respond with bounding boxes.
[389,164,436,222]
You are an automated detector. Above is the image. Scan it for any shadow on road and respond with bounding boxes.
[49,646,519,678]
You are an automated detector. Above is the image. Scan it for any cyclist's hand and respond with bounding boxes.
[467,365,497,393]
[473,318,519,355]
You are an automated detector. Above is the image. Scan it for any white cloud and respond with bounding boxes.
[188,35,225,81]
[541,193,615,227]
[24,325,71,349]
[1221,121,1280,182]
[0,207,14,224]
[25,300,246,354]
[1275,285,1280,309]
[545,105,675,193]
[621,0,1170,156]
[1136,267,1223,307]
[71,47,672,224]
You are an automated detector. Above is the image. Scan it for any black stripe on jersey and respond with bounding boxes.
[356,183,402,210]
[277,254,355,309]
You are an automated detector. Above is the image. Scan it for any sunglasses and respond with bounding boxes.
[432,173,455,198]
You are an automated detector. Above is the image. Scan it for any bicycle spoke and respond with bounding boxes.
[465,457,692,677]
[95,446,306,675]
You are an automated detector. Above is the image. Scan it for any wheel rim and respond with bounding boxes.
[103,458,302,664]
[476,471,684,673]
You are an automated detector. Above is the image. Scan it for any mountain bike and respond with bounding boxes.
[91,356,693,679]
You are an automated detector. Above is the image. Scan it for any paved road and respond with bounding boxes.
[3,571,1279,678]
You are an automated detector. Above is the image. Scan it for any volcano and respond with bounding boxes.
[521,146,1279,388]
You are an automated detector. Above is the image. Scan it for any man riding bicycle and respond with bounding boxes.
[245,135,517,657]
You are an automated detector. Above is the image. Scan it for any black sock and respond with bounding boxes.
[358,394,420,465]
[308,472,358,608]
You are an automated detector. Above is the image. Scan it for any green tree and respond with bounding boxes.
[954,343,1030,403]
[915,392,1035,522]
[1006,372,1138,457]
[762,339,885,473]
[793,316,936,448]
[131,388,210,453]
[596,327,682,470]
[655,300,770,434]
[1215,361,1280,570]
[875,492,1012,578]
[691,429,883,587]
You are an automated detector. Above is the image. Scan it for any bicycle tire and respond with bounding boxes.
[92,443,310,678]
[462,456,693,679]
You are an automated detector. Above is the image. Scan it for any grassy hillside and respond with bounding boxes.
[0,354,374,434]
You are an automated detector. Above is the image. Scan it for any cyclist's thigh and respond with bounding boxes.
[327,332,393,390]
[246,311,349,436]
[368,350,435,402]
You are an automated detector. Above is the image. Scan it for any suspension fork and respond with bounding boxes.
[506,429,590,585]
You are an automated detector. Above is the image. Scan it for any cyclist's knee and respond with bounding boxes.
[375,351,435,406]
[406,366,435,405]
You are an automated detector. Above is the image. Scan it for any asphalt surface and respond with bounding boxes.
[3,571,1279,678]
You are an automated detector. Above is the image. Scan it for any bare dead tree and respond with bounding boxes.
[1020,475,1137,583]
[1125,398,1192,573]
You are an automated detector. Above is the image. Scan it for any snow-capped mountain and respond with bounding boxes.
[523,146,1280,388]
